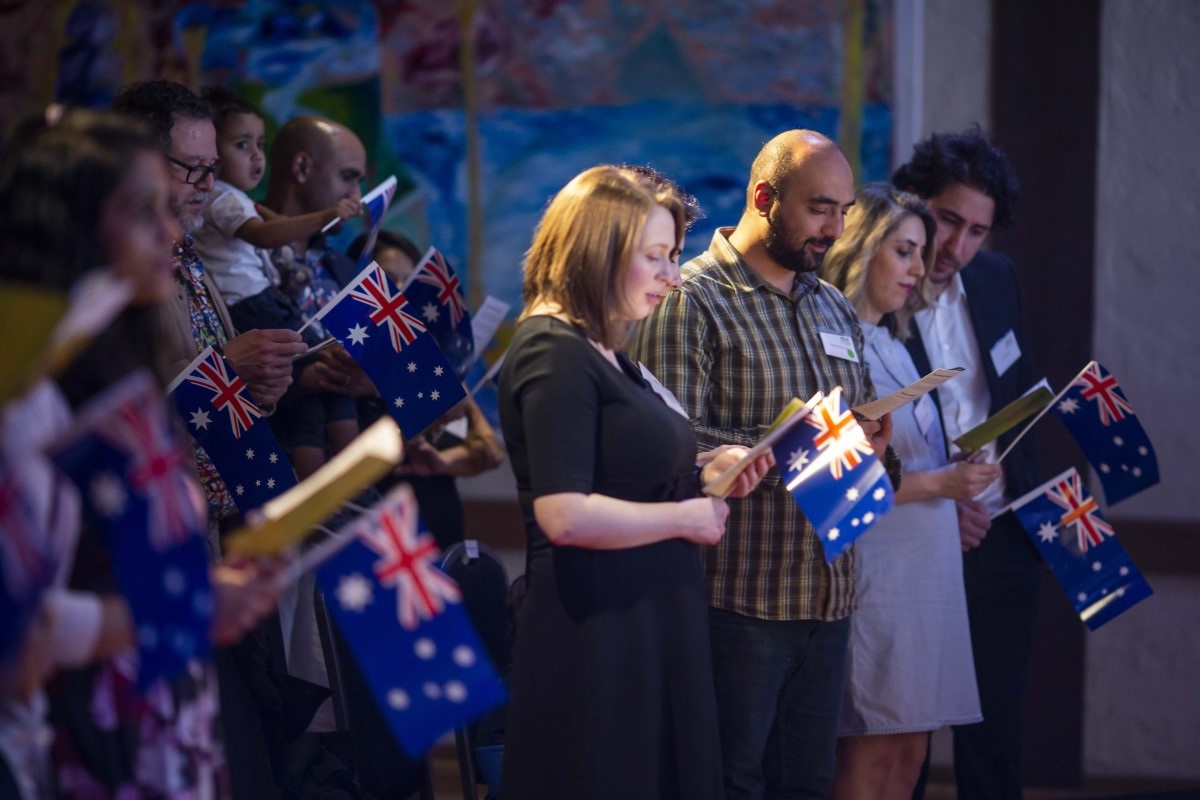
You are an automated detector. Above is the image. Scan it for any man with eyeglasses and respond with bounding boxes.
[113,80,307,521]
[112,79,311,798]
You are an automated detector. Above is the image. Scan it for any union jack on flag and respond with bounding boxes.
[1010,466,1152,630]
[347,264,427,353]
[360,487,461,630]
[804,390,877,481]
[1073,361,1135,427]
[1049,360,1159,505]
[316,485,505,755]
[101,387,205,551]
[183,348,261,438]
[1045,469,1115,553]
[412,247,468,328]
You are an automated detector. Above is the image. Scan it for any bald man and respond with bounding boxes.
[632,130,895,799]
[259,115,376,399]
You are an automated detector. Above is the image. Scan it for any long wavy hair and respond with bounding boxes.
[821,183,936,339]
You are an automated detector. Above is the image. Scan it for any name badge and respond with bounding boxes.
[914,394,937,437]
[638,362,689,419]
[990,329,1020,378]
[820,331,859,363]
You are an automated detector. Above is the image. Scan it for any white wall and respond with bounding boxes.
[920,0,991,137]
[1094,0,1200,523]
[1083,0,1200,780]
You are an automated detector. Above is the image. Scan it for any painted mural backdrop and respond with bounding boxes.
[1,0,894,309]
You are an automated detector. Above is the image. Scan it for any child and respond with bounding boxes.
[193,87,361,478]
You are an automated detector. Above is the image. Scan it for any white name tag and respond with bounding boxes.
[989,329,1020,378]
[820,331,859,363]
[638,362,690,419]
[914,394,937,437]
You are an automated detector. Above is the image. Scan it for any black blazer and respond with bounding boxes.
[904,249,1041,500]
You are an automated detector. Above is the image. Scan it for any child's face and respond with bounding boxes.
[376,245,417,286]
[217,112,267,192]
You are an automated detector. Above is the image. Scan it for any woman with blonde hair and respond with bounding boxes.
[822,184,999,800]
[498,166,769,798]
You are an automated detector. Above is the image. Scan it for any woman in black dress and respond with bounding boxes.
[498,166,770,799]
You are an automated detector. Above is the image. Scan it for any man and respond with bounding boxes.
[261,114,376,397]
[112,80,307,524]
[632,130,894,799]
[893,130,1040,800]
[113,80,309,799]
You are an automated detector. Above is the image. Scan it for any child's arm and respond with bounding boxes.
[235,197,361,249]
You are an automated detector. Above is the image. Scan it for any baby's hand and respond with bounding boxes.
[332,197,362,221]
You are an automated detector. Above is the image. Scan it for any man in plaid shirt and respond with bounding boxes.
[632,130,894,799]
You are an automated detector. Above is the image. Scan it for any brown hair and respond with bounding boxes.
[821,183,935,339]
[521,165,686,349]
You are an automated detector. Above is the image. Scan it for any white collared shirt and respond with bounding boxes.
[914,273,1008,513]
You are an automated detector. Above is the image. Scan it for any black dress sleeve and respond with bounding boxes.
[507,323,601,499]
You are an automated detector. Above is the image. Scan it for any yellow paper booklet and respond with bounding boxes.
[953,379,1054,454]
[224,416,405,555]
[702,396,817,499]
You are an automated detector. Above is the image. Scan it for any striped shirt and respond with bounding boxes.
[630,228,876,621]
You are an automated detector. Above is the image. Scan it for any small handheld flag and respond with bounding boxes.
[770,388,894,562]
[312,262,467,440]
[1009,466,1152,629]
[350,175,398,267]
[1048,361,1159,505]
[167,347,298,517]
[402,247,474,377]
[316,484,505,755]
[48,371,213,688]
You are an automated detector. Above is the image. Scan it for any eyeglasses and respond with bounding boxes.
[165,155,222,186]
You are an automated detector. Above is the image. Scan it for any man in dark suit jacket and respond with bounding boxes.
[894,131,1041,800]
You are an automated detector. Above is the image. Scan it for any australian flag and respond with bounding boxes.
[316,484,505,756]
[167,346,297,517]
[1049,361,1159,505]
[1010,466,1153,629]
[770,388,894,563]
[48,370,213,689]
[313,262,467,440]
[354,175,398,268]
[0,454,54,662]
[402,247,474,377]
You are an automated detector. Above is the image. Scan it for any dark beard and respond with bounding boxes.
[763,213,834,274]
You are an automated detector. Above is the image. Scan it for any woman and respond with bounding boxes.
[0,109,282,799]
[821,184,1000,799]
[498,166,768,798]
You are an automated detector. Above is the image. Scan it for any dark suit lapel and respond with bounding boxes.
[903,325,949,459]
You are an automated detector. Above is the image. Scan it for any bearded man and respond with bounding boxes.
[632,130,896,800]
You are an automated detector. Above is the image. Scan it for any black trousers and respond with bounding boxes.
[952,511,1042,800]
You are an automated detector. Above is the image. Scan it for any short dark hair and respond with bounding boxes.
[200,85,261,133]
[349,228,423,266]
[892,127,1020,229]
[112,79,213,152]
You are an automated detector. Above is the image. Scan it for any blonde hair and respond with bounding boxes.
[821,183,935,339]
[521,165,686,349]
